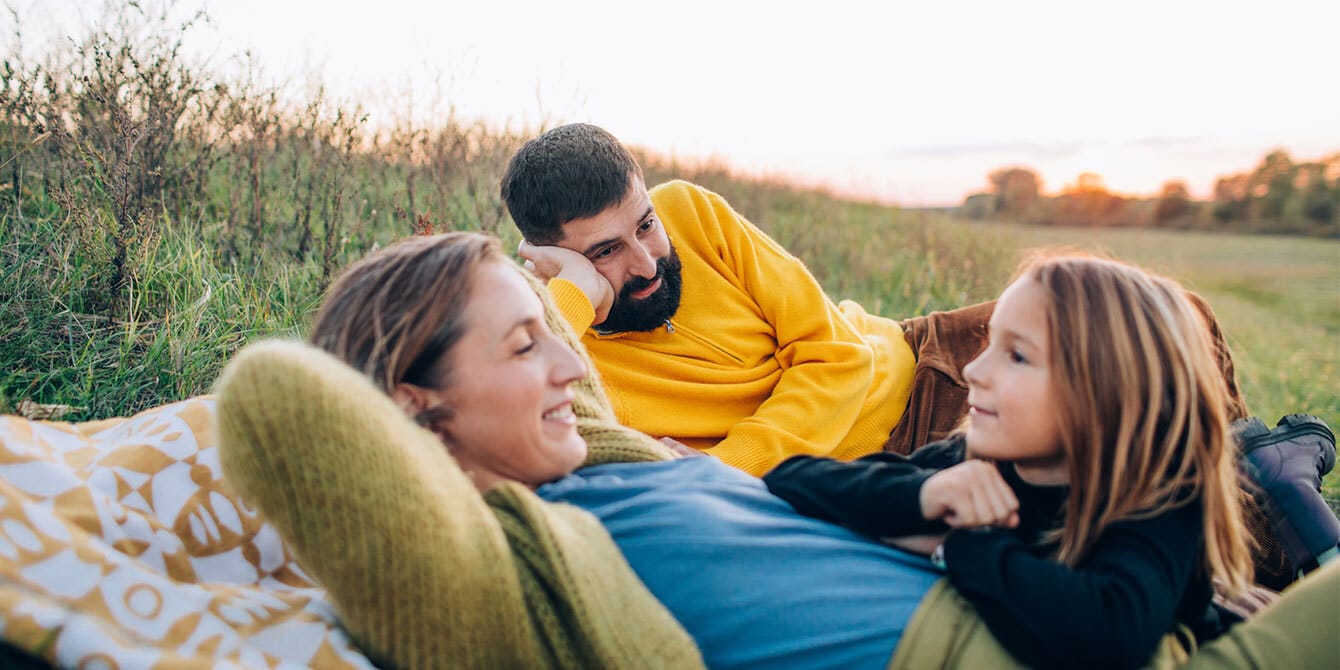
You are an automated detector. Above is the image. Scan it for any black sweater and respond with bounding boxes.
[763,436,1222,670]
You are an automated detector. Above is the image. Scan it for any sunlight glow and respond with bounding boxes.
[18,0,1340,205]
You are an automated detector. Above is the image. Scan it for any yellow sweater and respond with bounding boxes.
[551,180,916,475]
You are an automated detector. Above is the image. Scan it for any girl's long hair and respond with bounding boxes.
[1025,253,1252,595]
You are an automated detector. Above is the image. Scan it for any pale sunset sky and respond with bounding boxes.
[22,0,1340,205]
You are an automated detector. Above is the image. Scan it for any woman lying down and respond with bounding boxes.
[215,232,1338,670]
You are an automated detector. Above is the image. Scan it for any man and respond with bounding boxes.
[502,123,993,476]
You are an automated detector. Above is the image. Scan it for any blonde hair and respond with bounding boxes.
[1021,253,1252,595]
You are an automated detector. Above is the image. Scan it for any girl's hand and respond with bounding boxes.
[919,460,1020,529]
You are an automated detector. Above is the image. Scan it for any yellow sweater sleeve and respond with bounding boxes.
[664,184,875,474]
[548,277,597,335]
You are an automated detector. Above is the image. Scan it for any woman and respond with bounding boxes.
[216,232,1337,670]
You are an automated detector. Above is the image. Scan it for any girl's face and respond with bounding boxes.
[962,277,1067,485]
[403,260,589,490]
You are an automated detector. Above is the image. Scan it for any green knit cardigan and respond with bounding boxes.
[215,267,705,669]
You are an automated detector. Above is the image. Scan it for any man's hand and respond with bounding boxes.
[518,240,615,324]
[919,460,1020,529]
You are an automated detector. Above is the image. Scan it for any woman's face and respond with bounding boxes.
[409,260,588,490]
[961,277,1067,485]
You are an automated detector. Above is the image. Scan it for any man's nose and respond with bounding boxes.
[629,243,658,279]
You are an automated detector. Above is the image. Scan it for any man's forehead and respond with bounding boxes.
[557,181,654,251]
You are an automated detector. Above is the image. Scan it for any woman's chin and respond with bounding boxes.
[553,434,588,472]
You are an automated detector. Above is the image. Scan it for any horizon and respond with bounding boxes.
[19,0,1340,206]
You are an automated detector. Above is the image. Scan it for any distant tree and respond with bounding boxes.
[988,166,1041,216]
[1332,156,1340,228]
[1212,174,1249,223]
[1294,163,1334,225]
[1073,172,1106,193]
[1053,173,1129,226]
[1154,180,1192,224]
[960,192,996,220]
[1248,149,1295,220]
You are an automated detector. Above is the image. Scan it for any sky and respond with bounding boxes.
[21,0,1340,205]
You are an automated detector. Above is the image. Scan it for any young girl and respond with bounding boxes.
[765,253,1254,669]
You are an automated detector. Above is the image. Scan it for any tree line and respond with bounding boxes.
[960,150,1340,238]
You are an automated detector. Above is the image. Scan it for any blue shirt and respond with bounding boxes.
[536,456,941,670]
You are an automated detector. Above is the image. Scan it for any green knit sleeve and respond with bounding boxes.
[215,340,546,669]
[214,264,697,669]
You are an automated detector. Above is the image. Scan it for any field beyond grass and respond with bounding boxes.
[898,221,1340,426]
[805,217,1340,508]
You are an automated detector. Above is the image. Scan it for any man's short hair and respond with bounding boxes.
[501,123,643,245]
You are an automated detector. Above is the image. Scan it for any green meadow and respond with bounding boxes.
[4,186,1338,507]
[832,219,1340,430]
[790,216,1340,507]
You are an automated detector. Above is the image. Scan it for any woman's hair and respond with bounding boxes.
[309,232,504,398]
[1023,253,1252,594]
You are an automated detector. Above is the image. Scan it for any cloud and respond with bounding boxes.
[1125,136,1206,148]
[883,142,1085,161]
[879,136,1276,165]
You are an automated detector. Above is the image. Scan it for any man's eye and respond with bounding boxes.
[638,219,655,233]
[592,246,616,260]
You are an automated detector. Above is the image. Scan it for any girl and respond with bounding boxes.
[765,253,1254,668]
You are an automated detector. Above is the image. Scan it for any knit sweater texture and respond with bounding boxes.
[214,266,702,670]
[551,180,917,475]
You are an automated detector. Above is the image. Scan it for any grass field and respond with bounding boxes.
[798,217,1340,507]
[934,222,1340,424]
[5,191,1335,508]
[1007,223,1340,510]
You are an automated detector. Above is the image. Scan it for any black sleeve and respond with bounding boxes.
[943,502,1203,670]
[761,437,966,538]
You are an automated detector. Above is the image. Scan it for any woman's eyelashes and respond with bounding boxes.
[513,334,537,356]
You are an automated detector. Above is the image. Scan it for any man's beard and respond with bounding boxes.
[598,247,683,333]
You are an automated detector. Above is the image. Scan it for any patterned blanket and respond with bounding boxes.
[0,397,375,668]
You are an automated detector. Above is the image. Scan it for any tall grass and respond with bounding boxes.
[0,3,983,418]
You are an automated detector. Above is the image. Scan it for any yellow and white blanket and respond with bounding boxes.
[0,397,375,668]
